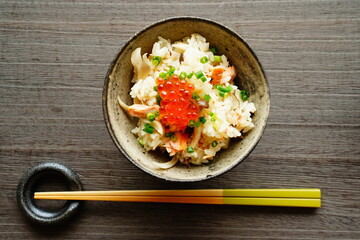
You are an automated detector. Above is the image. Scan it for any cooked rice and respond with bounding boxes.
[123,34,256,167]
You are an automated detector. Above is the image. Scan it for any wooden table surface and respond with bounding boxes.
[1,0,359,239]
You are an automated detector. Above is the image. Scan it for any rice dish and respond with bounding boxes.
[118,34,256,169]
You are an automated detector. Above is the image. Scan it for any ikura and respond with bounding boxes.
[157,74,199,131]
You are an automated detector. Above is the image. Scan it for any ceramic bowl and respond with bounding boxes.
[103,17,270,182]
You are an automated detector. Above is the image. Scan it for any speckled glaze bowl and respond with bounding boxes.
[103,17,270,182]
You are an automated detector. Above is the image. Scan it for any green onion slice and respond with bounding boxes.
[200,56,209,64]
[165,132,175,137]
[240,90,249,101]
[210,47,218,54]
[213,55,221,62]
[203,94,211,102]
[217,85,232,93]
[143,123,155,134]
[156,94,162,105]
[188,120,195,128]
[199,117,206,124]
[192,92,200,100]
[168,66,175,75]
[195,71,204,79]
[219,91,228,98]
[186,146,195,153]
[146,112,156,122]
[179,71,187,80]
[211,140,218,147]
[152,56,162,66]
[159,72,166,78]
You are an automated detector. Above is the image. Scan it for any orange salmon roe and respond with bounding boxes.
[157,74,199,131]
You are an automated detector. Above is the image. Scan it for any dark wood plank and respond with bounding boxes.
[1,0,360,239]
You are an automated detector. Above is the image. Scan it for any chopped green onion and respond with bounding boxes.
[213,55,221,62]
[146,112,156,122]
[156,94,162,105]
[219,91,228,98]
[200,76,207,82]
[199,117,206,124]
[168,66,175,75]
[210,112,217,122]
[203,94,211,102]
[209,112,216,122]
[210,47,218,54]
[213,84,221,90]
[192,92,200,100]
[143,123,155,134]
[159,72,166,78]
[165,132,175,137]
[187,72,194,78]
[240,90,249,101]
[179,71,187,80]
[152,56,162,66]
[138,139,144,147]
[186,146,194,153]
[215,84,232,93]
[154,111,160,117]
[153,86,158,92]
[200,56,209,64]
[188,120,195,128]
[211,140,218,147]
[171,135,177,141]
[217,85,232,93]
[195,71,204,79]
[195,121,201,127]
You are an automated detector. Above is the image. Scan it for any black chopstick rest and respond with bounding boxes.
[16,162,83,225]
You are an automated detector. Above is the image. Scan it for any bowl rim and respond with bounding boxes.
[102,16,270,182]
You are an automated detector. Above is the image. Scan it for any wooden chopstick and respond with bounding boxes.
[35,189,321,198]
[34,189,321,208]
[34,195,321,207]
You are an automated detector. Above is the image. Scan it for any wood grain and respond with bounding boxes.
[1,0,359,239]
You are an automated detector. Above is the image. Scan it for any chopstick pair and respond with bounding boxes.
[34,189,321,208]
